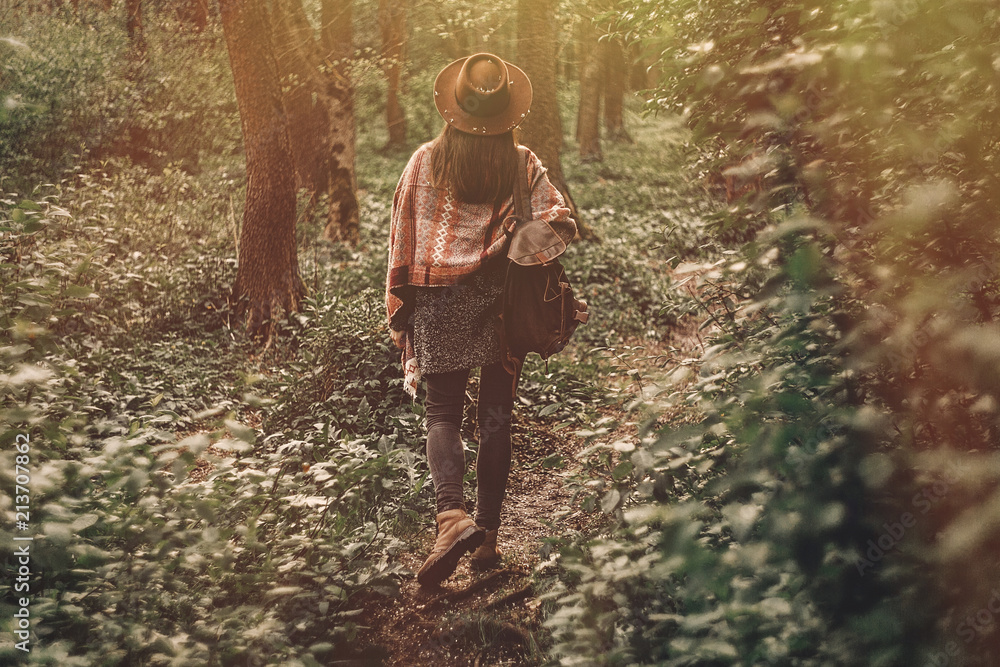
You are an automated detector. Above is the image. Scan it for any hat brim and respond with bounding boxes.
[433,56,532,136]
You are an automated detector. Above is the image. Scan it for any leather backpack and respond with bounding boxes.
[497,148,589,394]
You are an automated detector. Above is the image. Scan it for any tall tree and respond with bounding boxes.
[219,0,304,340]
[602,37,632,143]
[575,13,603,162]
[516,0,585,228]
[378,0,407,149]
[319,0,359,243]
[125,0,145,53]
[272,0,359,244]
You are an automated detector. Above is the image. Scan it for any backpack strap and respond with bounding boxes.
[515,146,531,222]
[504,146,532,235]
[498,147,532,398]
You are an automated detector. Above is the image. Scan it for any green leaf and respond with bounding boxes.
[265,586,304,598]
[225,419,256,444]
[601,489,621,514]
[63,284,94,298]
[539,402,562,417]
[612,461,634,481]
[71,513,99,531]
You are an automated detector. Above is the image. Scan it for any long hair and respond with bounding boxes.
[430,124,518,205]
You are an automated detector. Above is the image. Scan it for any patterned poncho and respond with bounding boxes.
[386,141,572,395]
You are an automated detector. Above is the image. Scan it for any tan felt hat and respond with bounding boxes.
[433,53,532,136]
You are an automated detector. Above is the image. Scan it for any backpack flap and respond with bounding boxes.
[507,217,576,266]
[506,146,577,266]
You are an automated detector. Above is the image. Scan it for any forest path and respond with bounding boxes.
[359,311,708,666]
[359,405,631,665]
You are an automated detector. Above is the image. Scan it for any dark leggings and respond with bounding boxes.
[424,361,517,531]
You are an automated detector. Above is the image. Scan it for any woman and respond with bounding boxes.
[386,53,573,587]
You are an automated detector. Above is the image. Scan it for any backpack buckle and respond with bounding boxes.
[502,215,521,236]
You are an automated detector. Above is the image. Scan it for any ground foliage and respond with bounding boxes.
[540,0,1000,665]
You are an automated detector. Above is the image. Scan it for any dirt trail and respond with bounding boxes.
[357,301,709,666]
[359,416,609,666]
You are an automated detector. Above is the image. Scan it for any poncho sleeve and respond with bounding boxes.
[523,147,575,236]
[385,145,428,331]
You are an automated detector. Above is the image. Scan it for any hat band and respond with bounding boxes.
[455,84,511,118]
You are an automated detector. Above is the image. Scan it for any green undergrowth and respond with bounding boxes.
[7,3,998,665]
[0,178,417,664]
[539,1,1000,665]
[0,11,238,191]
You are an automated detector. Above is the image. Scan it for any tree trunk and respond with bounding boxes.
[321,0,352,62]
[320,0,359,243]
[628,42,653,91]
[125,0,145,53]
[576,15,603,162]
[602,37,632,143]
[122,0,147,161]
[379,0,407,149]
[273,0,359,245]
[219,0,304,341]
[272,1,324,194]
[516,0,598,241]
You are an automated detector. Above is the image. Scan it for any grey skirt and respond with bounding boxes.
[412,267,505,375]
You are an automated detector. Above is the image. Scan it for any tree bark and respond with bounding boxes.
[320,0,359,243]
[219,0,304,341]
[516,0,599,241]
[379,0,407,149]
[602,37,632,143]
[273,0,359,245]
[125,0,145,53]
[576,15,603,162]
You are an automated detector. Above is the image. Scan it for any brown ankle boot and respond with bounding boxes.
[470,529,501,570]
[417,509,486,587]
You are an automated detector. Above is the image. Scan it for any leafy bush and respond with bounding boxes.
[543,0,1000,664]
[265,287,425,451]
[0,11,237,189]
